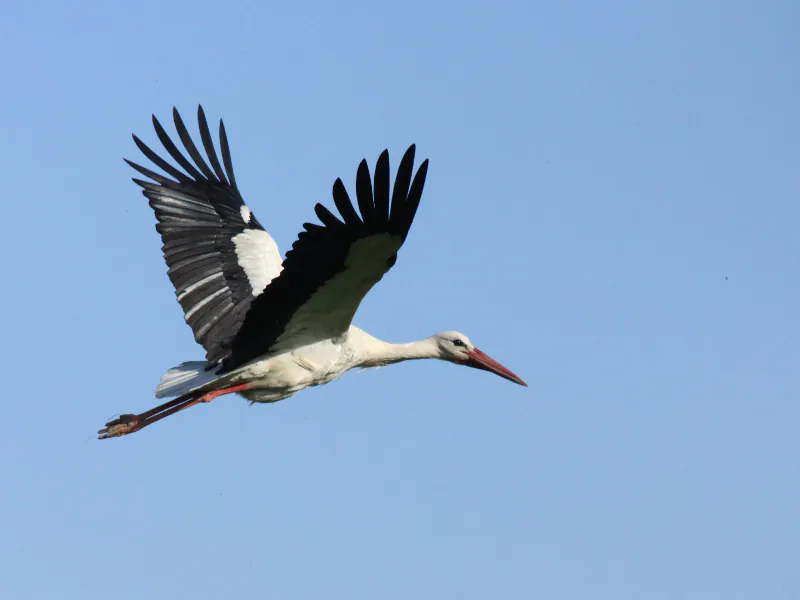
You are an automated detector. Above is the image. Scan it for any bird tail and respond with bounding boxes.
[155,361,222,398]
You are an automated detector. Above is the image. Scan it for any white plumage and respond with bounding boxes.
[99,106,526,439]
[230,225,282,296]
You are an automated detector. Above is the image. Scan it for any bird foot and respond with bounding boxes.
[97,414,142,439]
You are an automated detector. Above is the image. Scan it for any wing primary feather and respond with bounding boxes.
[132,135,190,183]
[373,150,390,227]
[355,159,375,226]
[314,203,346,229]
[172,107,218,182]
[131,177,154,189]
[390,144,416,225]
[332,178,362,226]
[219,120,238,190]
[403,159,429,234]
[197,105,229,184]
[303,222,325,233]
[125,159,176,186]
[148,189,219,212]
[152,201,218,220]
[152,115,206,181]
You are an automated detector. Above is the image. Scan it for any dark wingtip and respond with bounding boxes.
[131,134,146,151]
[399,144,418,171]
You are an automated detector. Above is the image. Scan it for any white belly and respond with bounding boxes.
[230,339,353,404]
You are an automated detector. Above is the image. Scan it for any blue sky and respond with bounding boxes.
[1,0,798,598]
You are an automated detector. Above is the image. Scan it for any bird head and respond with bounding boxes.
[431,331,527,387]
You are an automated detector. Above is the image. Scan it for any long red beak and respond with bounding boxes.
[464,348,527,387]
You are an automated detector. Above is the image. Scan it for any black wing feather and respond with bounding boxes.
[132,136,190,184]
[355,160,375,226]
[389,145,415,226]
[332,179,361,226]
[403,159,428,227]
[197,106,229,184]
[172,107,218,182]
[373,150,390,228]
[219,120,238,190]
[152,115,206,181]
[315,203,346,229]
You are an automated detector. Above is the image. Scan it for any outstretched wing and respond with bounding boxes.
[224,146,428,371]
[127,106,282,367]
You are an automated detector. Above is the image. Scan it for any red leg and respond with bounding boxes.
[98,383,251,440]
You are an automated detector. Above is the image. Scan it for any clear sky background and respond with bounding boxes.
[1,1,798,598]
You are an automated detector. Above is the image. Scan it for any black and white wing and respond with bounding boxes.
[224,146,428,371]
[126,106,282,367]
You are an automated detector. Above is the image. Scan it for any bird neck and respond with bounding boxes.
[349,327,439,368]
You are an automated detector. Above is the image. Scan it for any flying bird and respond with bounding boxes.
[98,106,526,439]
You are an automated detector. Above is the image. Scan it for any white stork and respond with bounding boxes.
[98,106,526,440]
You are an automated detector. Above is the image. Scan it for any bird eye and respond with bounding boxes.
[452,339,465,347]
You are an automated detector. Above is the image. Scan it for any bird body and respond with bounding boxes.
[98,106,525,440]
[154,327,471,404]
